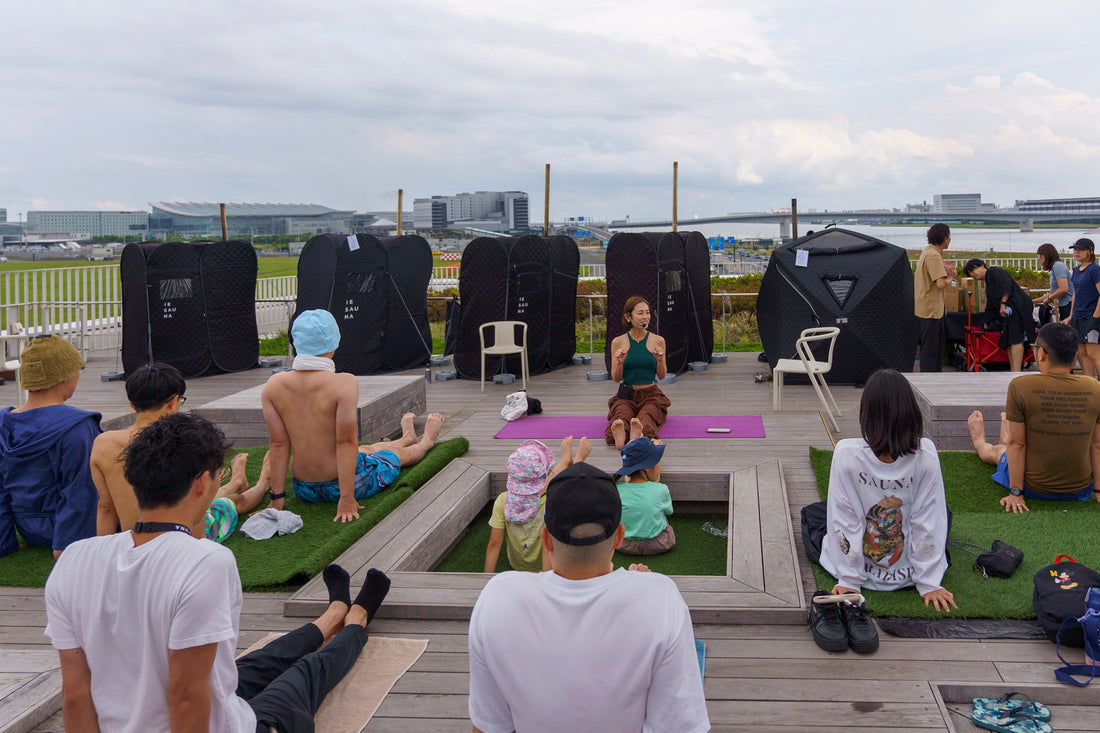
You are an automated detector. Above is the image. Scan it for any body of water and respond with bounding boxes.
[629,222,1097,255]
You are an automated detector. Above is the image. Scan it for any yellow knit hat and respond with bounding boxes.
[19,336,84,392]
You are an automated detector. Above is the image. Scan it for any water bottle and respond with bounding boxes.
[701,521,728,538]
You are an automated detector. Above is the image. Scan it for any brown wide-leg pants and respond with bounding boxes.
[604,384,671,445]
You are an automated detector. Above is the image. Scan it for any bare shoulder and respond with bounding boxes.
[262,371,288,397]
[611,333,628,349]
[651,333,666,348]
[91,429,129,457]
[333,371,358,392]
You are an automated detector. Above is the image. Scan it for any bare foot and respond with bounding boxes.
[610,419,626,450]
[629,417,644,443]
[967,410,985,447]
[400,412,417,445]
[423,412,444,443]
[574,436,592,463]
[559,436,574,466]
[216,453,250,498]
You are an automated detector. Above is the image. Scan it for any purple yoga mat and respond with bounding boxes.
[493,415,765,440]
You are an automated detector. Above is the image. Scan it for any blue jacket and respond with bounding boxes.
[0,405,102,556]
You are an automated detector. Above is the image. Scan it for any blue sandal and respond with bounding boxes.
[972,693,1051,722]
[972,699,1052,733]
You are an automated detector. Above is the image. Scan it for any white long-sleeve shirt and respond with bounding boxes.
[819,438,949,597]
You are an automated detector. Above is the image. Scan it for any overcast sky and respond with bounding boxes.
[3,1,1100,222]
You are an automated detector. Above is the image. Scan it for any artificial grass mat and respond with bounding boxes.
[434,507,729,576]
[808,447,1100,619]
[0,437,468,590]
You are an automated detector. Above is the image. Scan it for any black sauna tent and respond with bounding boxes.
[604,231,714,374]
[120,240,259,378]
[756,228,916,385]
[452,235,579,380]
[293,233,433,375]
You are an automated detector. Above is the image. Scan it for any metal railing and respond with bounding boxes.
[5,258,1055,359]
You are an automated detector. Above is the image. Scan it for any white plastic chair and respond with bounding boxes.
[772,326,841,432]
[480,321,528,392]
[1,322,28,406]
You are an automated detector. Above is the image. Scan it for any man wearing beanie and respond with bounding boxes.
[0,335,101,558]
[468,462,709,733]
[262,309,444,523]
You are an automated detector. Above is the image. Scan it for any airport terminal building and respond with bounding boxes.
[148,202,354,238]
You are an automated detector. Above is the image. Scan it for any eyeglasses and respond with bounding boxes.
[178,395,187,405]
[217,466,231,483]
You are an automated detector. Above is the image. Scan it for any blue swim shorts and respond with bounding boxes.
[991,451,1093,501]
[292,450,401,503]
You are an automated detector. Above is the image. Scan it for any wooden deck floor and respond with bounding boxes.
[4,353,1097,732]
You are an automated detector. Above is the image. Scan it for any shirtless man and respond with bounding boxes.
[262,309,444,523]
[90,362,270,540]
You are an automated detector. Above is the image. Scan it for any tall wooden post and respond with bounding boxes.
[672,161,679,232]
[544,164,550,236]
[791,198,798,240]
[397,189,403,235]
[220,203,228,241]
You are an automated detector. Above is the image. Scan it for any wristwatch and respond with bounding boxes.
[1009,486,1023,497]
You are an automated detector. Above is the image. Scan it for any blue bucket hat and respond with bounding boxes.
[616,436,665,476]
[292,309,341,356]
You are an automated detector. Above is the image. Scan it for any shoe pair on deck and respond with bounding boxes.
[807,591,879,653]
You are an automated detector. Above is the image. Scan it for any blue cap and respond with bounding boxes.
[292,309,341,356]
[616,436,665,476]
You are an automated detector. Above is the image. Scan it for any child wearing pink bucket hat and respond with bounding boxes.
[484,436,591,572]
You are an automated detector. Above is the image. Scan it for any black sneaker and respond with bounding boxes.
[840,599,879,653]
[807,591,849,652]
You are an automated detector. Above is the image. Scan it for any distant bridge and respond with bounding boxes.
[551,222,616,240]
[611,210,1100,234]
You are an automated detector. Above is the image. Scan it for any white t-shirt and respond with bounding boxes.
[468,568,710,733]
[45,531,256,733]
[819,438,949,597]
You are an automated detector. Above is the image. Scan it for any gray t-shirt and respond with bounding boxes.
[1050,260,1073,306]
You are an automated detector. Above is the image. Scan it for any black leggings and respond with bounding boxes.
[237,623,368,733]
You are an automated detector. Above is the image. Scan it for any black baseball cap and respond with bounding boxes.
[1070,238,1095,251]
[544,462,622,546]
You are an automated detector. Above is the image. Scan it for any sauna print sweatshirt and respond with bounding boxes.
[819,437,949,597]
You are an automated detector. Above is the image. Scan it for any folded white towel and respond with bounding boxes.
[240,508,304,540]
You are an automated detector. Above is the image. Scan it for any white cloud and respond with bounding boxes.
[3,3,1100,216]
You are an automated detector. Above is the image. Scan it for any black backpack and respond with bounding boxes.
[1033,555,1100,645]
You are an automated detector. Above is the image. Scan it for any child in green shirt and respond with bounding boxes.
[614,437,675,555]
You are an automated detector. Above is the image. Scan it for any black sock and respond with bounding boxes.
[322,564,352,608]
[353,568,391,624]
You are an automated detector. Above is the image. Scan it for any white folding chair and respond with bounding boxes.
[1,322,28,407]
[772,326,841,432]
[479,321,528,392]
